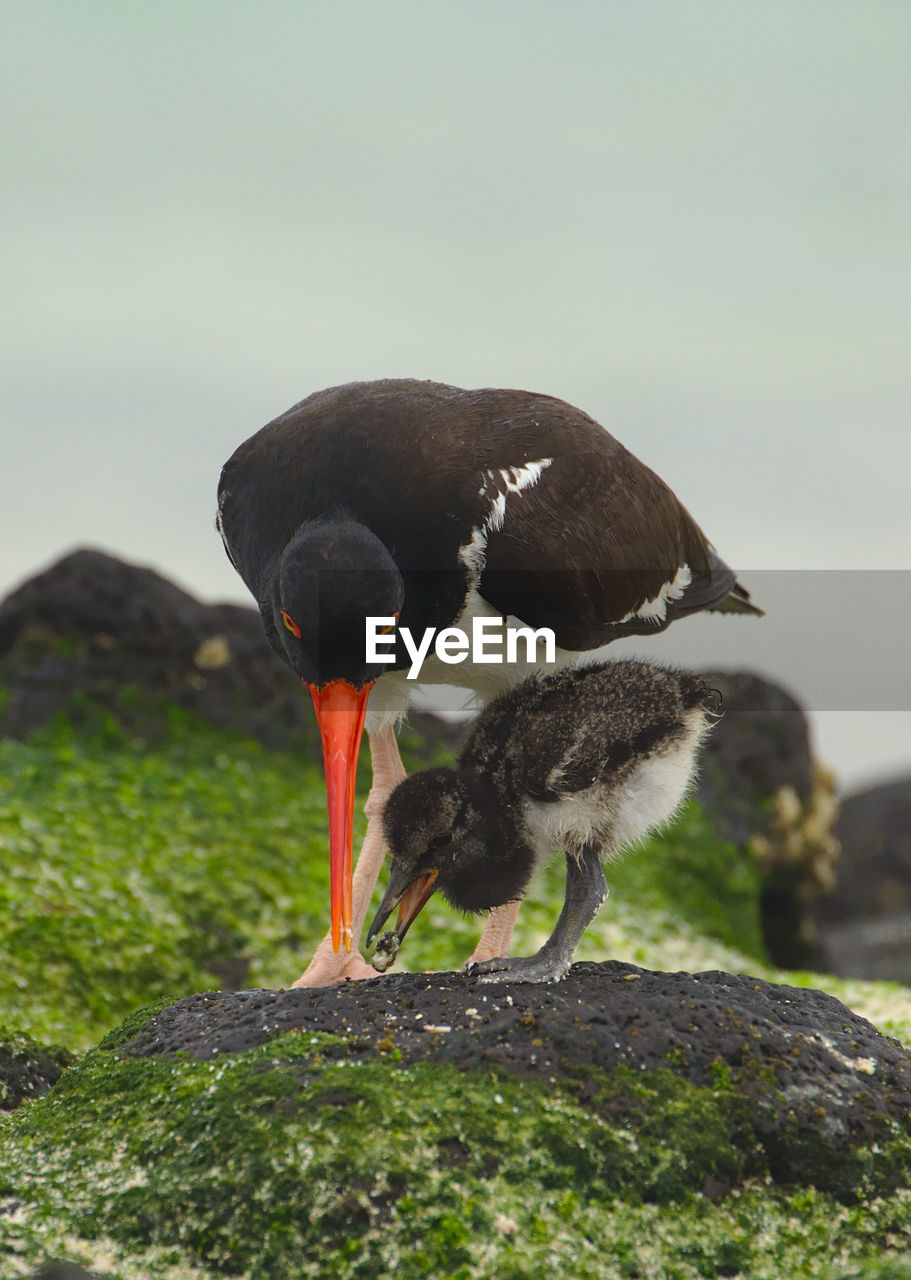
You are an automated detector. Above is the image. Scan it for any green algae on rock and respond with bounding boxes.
[118,965,911,1202]
[0,713,338,1050]
[3,1016,911,1280]
[5,963,911,1280]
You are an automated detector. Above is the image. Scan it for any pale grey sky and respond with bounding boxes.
[4,2,910,787]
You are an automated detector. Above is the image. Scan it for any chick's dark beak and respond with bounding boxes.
[366,868,439,948]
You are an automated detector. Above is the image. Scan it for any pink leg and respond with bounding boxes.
[465,898,522,966]
[291,724,406,988]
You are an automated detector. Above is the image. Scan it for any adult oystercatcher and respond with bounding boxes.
[367,659,717,982]
[216,378,759,986]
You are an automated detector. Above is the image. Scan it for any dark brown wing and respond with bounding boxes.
[477,404,729,649]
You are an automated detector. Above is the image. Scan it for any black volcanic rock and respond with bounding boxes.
[1,1030,72,1112]
[0,547,318,749]
[9,965,911,1276]
[815,777,911,981]
[119,962,911,1197]
[695,669,838,970]
[695,669,815,840]
[0,549,460,762]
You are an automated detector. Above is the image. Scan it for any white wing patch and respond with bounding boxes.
[499,459,553,494]
[459,457,553,583]
[522,704,709,860]
[618,564,692,625]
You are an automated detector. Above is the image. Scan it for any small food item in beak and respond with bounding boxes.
[371,930,401,973]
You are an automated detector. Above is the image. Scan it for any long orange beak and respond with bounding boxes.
[308,678,373,952]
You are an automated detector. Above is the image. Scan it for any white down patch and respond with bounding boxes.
[618,564,693,625]
[459,458,553,585]
[521,705,709,861]
[608,710,707,849]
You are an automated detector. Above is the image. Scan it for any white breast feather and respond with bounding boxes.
[609,730,701,850]
[522,707,709,861]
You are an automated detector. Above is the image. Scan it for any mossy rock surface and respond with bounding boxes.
[118,961,911,1199]
[5,964,911,1279]
[0,1028,72,1112]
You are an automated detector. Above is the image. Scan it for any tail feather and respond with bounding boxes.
[709,581,764,617]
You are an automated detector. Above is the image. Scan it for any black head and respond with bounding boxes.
[270,518,405,687]
[366,766,535,951]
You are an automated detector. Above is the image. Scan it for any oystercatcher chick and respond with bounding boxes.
[217,379,758,986]
[367,660,719,984]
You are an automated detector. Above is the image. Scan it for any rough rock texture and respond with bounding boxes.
[0,547,319,750]
[816,778,911,982]
[0,1030,72,1112]
[8,977,911,1280]
[121,961,911,1194]
[0,548,456,760]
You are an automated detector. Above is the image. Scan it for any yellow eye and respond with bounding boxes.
[380,612,400,636]
[281,611,302,638]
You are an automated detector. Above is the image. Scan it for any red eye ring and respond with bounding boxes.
[281,610,302,638]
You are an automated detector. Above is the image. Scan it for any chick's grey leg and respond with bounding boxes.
[471,844,607,985]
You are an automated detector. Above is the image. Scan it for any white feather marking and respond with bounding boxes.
[609,715,705,849]
[485,492,508,534]
[499,458,553,494]
[458,457,553,584]
[618,564,692,625]
[522,706,709,862]
[458,526,489,582]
